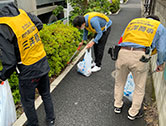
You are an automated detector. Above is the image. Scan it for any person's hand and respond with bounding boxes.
[79,41,84,46]
[86,41,95,49]
[156,63,165,72]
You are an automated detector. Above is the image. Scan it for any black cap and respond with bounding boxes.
[146,15,160,21]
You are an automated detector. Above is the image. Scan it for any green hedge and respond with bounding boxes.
[8,73,20,104]
[0,22,80,104]
[40,22,80,76]
[70,0,120,22]
[110,0,120,13]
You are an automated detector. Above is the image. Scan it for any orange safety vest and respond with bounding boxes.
[0,9,46,65]
[84,12,110,33]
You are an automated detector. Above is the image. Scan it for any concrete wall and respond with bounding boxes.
[154,0,166,27]
[151,56,166,126]
[150,0,166,125]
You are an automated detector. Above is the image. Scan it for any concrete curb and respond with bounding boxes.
[112,8,121,15]
[123,0,129,5]
[111,0,128,16]
[13,40,92,126]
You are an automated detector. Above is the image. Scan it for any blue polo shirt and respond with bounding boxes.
[83,14,112,44]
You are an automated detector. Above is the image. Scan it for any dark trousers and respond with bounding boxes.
[19,74,55,126]
[94,26,111,67]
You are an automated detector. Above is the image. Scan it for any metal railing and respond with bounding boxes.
[143,0,152,17]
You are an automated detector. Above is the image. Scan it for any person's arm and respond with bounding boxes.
[0,25,17,81]
[27,13,43,31]
[79,28,88,46]
[155,24,166,71]
[83,28,88,41]
[86,20,102,48]
[92,20,103,44]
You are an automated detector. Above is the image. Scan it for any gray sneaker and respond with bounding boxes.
[128,111,144,120]
[114,107,122,114]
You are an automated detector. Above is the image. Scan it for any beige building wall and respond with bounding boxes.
[154,0,166,27]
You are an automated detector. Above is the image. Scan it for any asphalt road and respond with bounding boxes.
[37,0,146,125]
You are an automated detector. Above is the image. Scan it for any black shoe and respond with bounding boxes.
[23,121,39,126]
[46,120,55,126]
[114,107,122,114]
[128,111,144,120]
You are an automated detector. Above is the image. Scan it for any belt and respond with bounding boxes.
[121,47,145,52]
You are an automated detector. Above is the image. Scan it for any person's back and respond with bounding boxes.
[119,17,160,49]
[0,3,50,80]
[0,3,55,126]
[114,15,166,121]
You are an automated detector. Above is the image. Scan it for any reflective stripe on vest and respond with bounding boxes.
[84,12,110,33]
[0,9,46,65]
[122,18,160,47]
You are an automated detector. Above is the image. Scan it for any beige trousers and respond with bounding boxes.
[114,48,149,116]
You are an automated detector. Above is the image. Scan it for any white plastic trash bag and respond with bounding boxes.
[77,49,92,77]
[0,80,17,126]
[120,0,124,4]
[124,72,135,101]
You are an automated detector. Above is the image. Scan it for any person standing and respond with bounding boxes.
[114,15,166,120]
[73,12,112,72]
[0,3,55,126]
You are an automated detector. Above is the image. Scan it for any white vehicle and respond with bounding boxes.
[0,0,66,23]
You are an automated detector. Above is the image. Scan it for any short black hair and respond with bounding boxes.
[146,15,160,21]
[73,16,85,27]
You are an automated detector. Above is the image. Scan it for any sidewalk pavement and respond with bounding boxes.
[20,0,146,125]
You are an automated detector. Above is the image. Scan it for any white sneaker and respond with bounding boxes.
[91,66,101,72]
[91,62,96,68]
